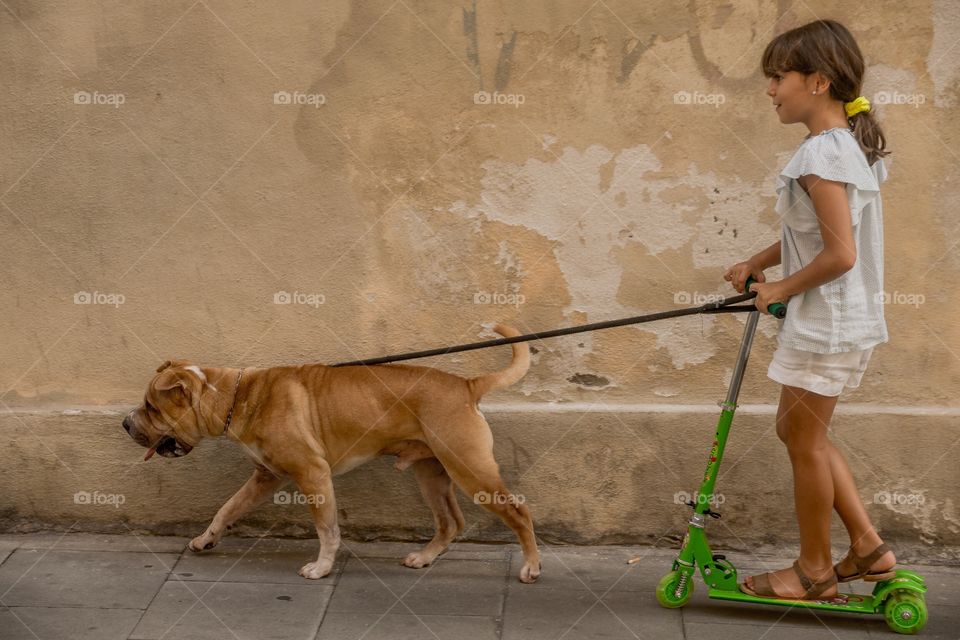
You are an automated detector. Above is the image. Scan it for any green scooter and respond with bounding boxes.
[655,277,928,635]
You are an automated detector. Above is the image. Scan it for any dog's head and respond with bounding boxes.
[122,359,216,460]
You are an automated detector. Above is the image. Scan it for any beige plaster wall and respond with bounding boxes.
[1,1,958,551]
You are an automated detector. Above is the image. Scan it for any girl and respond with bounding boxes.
[722,19,894,601]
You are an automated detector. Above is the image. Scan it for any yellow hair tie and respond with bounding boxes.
[844,96,871,118]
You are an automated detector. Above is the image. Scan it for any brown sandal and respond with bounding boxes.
[834,542,896,583]
[740,560,838,601]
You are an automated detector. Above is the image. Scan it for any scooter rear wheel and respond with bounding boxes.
[656,570,694,608]
[883,590,927,635]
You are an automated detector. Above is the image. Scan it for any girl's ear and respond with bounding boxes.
[809,71,832,94]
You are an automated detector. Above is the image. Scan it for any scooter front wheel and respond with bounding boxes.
[656,570,694,608]
[884,590,927,635]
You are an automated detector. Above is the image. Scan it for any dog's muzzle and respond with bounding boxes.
[123,412,194,460]
[148,435,194,460]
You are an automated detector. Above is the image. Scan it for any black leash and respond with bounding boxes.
[331,289,766,368]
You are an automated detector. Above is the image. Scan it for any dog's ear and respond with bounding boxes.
[156,359,190,373]
[153,360,206,407]
[155,369,187,392]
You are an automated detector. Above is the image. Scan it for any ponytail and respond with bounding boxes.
[848,109,889,166]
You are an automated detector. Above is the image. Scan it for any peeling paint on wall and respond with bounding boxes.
[446,141,773,370]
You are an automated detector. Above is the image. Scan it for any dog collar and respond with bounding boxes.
[223,369,244,434]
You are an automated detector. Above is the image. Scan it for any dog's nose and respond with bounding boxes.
[122,416,133,433]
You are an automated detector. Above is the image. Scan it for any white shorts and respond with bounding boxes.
[767,344,874,397]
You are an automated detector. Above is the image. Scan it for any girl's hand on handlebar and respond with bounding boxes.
[748,280,789,314]
[723,261,765,293]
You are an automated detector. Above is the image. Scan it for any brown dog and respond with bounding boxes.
[122,324,540,582]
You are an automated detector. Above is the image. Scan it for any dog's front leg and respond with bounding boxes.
[293,461,340,579]
[189,465,283,552]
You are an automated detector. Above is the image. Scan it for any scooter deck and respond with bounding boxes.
[708,588,877,614]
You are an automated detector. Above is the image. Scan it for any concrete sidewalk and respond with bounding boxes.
[0,533,955,639]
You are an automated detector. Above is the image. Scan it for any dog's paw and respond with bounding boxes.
[188,531,219,553]
[298,560,334,580]
[518,562,541,584]
[402,551,434,569]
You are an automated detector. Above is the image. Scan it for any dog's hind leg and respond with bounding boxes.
[188,465,284,552]
[403,458,465,569]
[424,420,541,584]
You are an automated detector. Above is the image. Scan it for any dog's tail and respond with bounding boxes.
[468,323,530,400]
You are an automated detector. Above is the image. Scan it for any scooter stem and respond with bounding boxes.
[695,310,760,509]
[725,310,760,409]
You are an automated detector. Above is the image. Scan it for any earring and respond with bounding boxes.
[812,90,817,94]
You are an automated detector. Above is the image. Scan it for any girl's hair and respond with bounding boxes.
[762,20,889,164]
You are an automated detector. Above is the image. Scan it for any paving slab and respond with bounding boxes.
[0,548,178,608]
[509,545,667,592]
[500,588,684,640]
[326,555,508,616]
[172,539,345,585]
[315,612,500,640]
[130,580,333,640]
[0,606,143,640]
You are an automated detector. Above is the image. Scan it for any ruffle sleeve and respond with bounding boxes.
[774,129,885,233]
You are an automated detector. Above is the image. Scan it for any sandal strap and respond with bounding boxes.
[852,542,891,574]
[752,572,775,596]
[792,560,837,598]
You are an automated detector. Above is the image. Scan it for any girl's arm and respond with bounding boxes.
[778,175,857,298]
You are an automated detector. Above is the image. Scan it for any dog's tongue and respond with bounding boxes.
[144,446,158,461]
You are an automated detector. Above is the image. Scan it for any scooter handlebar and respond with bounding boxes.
[745,276,787,319]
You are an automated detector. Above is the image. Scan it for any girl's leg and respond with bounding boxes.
[825,439,896,575]
[745,384,837,597]
[776,389,896,576]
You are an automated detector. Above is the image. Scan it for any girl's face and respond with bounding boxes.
[766,70,819,124]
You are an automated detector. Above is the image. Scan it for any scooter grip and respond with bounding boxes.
[745,276,787,319]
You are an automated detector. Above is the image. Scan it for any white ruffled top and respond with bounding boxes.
[774,127,889,354]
